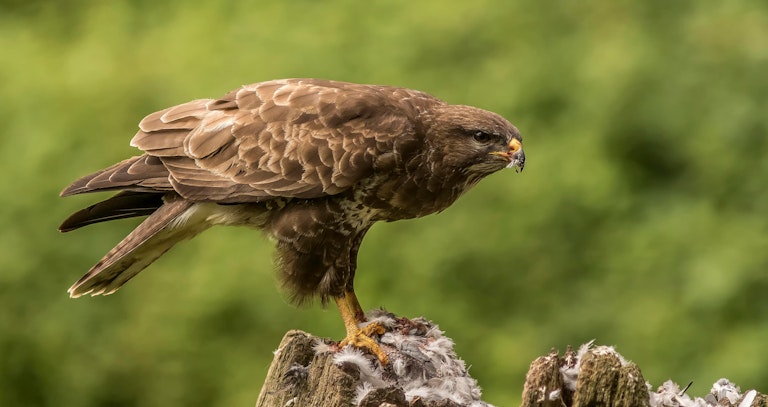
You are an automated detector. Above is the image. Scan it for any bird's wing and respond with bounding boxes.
[125,79,440,202]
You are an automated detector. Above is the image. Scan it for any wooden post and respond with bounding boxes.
[255,330,358,406]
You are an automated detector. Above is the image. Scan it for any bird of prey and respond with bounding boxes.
[59,78,525,363]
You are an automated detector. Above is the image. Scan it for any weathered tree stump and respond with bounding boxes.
[256,312,767,407]
[256,330,358,406]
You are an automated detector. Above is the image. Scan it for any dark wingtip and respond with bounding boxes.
[58,225,74,233]
[59,218,82,233]
[58,192,164,233]
[59,207,91,232]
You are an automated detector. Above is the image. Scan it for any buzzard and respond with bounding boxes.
[59,79,525,363]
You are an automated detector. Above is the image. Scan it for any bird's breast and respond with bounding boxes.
[356,171,471,221]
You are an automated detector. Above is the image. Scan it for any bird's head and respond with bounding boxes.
[424,104,525,176]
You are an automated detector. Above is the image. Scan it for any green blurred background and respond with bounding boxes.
[2,1,767,406]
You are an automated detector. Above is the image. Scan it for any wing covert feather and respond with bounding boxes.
[129,79,442,202]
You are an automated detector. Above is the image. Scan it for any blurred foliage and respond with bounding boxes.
[1,1,767,406]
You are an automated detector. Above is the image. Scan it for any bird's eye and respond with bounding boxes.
[473,131,494,143]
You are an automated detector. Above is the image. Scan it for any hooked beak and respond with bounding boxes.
[490,138,525,172]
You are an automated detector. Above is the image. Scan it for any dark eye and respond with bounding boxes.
[473,131,494,143]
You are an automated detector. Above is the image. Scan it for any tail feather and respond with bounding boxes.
[68,199,202,298]
[59,191,165,232]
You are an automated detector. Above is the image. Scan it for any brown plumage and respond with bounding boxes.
[60,78,525,362]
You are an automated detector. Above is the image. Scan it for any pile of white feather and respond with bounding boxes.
[650,378,759,407]
[315,310,494,407]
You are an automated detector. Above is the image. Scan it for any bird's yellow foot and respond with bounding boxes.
[335,291,389,364]
[338,322,389,364]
